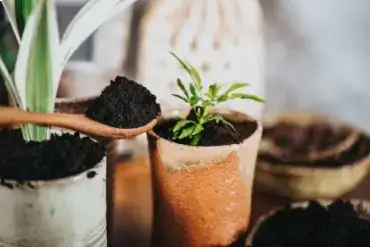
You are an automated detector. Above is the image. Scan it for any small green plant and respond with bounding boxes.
[170,52,264,146]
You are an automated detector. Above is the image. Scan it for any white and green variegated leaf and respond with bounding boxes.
[14,0,59,141]
[1,0,21,43]
[59,0,138,87]
[0,55,31,140]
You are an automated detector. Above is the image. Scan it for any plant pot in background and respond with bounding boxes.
[138,0,265,119]
[0,155,107,246]
[255,113,370,200]
[245,200,370,247]
[55,61,113,114]
[147,109,262,247]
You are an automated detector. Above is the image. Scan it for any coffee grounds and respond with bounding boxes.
[154,114,257,146]
[263,123,350,158]
[85,76,161,128]
[0,129,105,181]
[251,200,370,247]
[259,133,370,167]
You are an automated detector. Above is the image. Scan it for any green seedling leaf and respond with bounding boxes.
[221,118,236,131]
[192,124,204,136]
[189,83,197,97]
[172,94,188,103]
[173,120,194,132]
[187,64,202,91]
[178,125,196,139]
[177,78,189,99]
[230,93,265,102]
[224,82,249,95]
[208,83,220,98]
[189,96,199,106]
[190,134,201,146]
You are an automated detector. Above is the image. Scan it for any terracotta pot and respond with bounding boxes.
[147,109,262,247]
[255,112,370,200]
[245,199,370,247]
[0,158,107,247]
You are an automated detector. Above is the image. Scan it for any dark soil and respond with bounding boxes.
[263,123,351,158]
[0,129,105,181]
[250,200,370,247]
[154,112,258,146]
[85,76,161,128]
[259,133,370,167]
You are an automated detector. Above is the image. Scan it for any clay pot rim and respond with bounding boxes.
[0,157,107,188]
[245,199,370,247]
[257,155,370,177]
[261,111,360,162]
[147,108,262,149]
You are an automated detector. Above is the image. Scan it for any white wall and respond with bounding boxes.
[262,0,370,131]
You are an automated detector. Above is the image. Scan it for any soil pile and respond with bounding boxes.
[86,76,161,128]
[251,200,370,247]
[0,129,105,181]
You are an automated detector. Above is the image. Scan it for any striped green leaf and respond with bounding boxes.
[2,0,21,43]
[59,0,138,93]
[14,0,59,141]
[15,0,37,37]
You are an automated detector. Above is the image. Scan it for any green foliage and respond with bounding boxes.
[170,52,264,146]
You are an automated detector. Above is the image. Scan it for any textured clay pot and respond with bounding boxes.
[147,109,262,247]
[0,158,107,247]
[255,112,370,200]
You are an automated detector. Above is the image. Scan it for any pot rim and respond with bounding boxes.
[55,95,98,104]
[0,157,106,188]
[245,199,370,247]
[147,107,262,149]
[256,154,370,176]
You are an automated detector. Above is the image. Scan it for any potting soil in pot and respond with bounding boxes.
[85,76,161,128]
[154,116,257,146]
[259,132,370,168]
[0,129,105,181]
[251,200,370,247]
[260,121,370,167]
[150,117,259,246]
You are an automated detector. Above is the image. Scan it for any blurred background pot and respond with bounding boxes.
[255,113,370,200]
[147,109,262,247]
[0,158,107,247]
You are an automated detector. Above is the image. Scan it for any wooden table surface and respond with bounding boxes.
[109,156,370,247]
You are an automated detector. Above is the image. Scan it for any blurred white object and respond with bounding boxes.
[137,0,265,119]
[93,8,134,72]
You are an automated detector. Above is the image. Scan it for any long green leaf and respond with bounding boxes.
[14,0,59,141]
[15,0,36,37]
[0,56,21,108]
[59,0,138,97]
[2,0,21,43]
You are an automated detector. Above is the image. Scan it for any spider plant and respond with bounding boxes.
[0,0,138,142]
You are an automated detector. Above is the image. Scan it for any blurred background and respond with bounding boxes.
[52,0,370,131]
[1,0,369,130]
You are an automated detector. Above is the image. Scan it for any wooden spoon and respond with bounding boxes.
[0,106,159,139]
